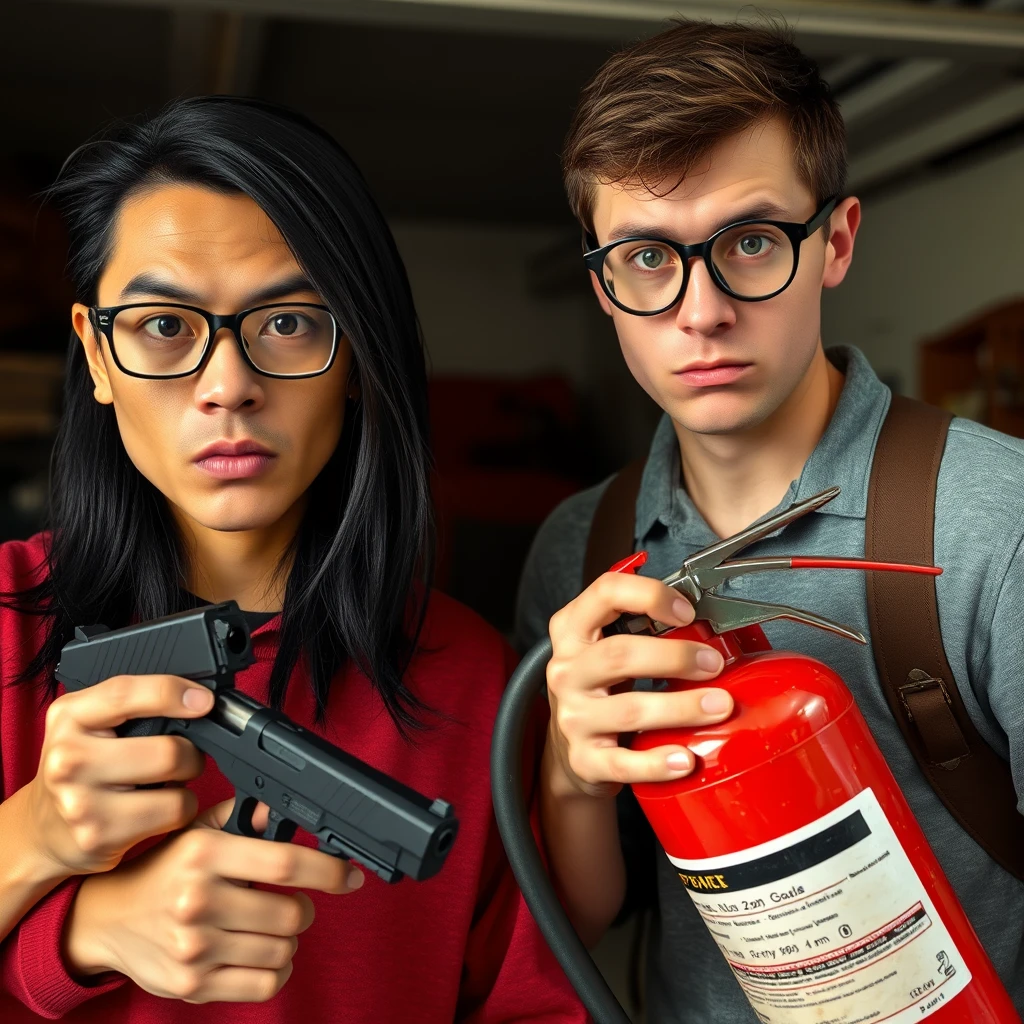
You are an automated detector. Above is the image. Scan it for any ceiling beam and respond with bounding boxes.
[48,0,1024,63]
[840,57,952,126]
[848,81,1024,190]
[835,0,1024,127]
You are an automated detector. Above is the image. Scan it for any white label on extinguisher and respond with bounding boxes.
[667,788,971,1024]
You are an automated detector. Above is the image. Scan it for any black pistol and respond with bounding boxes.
[55,602,459,883]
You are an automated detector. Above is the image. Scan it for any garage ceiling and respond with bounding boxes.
[6,0,1024,222]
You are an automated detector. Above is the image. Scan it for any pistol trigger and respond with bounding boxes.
[224,793,261,838]
[263,809,298,844]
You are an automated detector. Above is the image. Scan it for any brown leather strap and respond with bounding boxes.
[582,459,646,588]
[865,394,1024,880]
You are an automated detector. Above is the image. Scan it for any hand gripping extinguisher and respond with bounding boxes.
[491,485,1021,1024]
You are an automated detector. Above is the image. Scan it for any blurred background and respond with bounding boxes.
[4,0,1024,628]
[2,0,1023,1015]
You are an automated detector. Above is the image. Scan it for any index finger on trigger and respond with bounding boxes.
[551,570,693,650]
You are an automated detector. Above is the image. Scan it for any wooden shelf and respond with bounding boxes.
[0,353,64,439]
[919,299,1024,436]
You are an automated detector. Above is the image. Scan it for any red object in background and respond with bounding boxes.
[629,615,1020,1023]
[429,376,584,592]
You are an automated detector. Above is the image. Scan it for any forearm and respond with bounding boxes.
[0,785,71,944]
[539,736,626,947]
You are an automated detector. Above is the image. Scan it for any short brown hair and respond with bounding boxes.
[563,19,846,232]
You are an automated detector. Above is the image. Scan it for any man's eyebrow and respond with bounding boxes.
[710,200,793,232]
[117,273,318,306]
[606,201,796,244]
[606,222,668,243]
[241,275,318,306]
[119,274,201,302]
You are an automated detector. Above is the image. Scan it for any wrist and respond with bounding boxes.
[2,784,74,889]
[62,875,119,978]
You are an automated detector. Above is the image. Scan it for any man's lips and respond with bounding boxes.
[193,440,276,480]
[194,439,275,461]
[676,362,752,387]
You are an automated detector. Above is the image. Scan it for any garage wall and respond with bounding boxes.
[821,144,1024,396]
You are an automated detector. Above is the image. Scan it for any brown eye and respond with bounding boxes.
[271,313,299,336]
[149,315,185,338]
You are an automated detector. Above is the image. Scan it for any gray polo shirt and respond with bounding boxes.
[515,346,1024,1022]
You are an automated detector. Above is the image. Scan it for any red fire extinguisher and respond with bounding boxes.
[607,485,1020,1023]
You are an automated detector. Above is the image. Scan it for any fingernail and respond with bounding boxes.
[182,687,214,711]
[701,689,731,714]
[666,751,692,771]
[696,648,724,673]
[348,869,365,890]
[671,598,692,624]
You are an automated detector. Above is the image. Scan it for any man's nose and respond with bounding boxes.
[193,328,265,412]
[674,258,737,335]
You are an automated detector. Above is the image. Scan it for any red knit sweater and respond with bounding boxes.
[0,534,585,1023]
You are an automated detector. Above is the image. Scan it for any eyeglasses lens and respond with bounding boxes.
[110,306,336,377]
[710,224,795,300]
[239,307,335,375]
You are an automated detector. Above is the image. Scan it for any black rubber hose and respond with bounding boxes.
[490,637,633,1024]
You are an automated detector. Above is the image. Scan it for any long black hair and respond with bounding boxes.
[4,96,435,730]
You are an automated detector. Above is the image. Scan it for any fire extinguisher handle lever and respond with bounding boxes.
[608,486,942,642]
[663,486,841,593]
[695,591,867,643]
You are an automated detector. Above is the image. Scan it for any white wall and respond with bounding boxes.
[822,144,1024,396]
[390,220,597,379]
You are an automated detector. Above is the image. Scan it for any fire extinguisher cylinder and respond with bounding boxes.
[630,618,1020,1023]
[491,487,1021,1023]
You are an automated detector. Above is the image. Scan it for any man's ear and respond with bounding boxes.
[822,196,861,290]
[588,269,614,317]
[72,303,114,405]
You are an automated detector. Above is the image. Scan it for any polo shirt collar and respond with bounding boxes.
[634,345,892,544]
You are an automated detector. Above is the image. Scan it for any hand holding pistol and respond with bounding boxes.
[54,603,459,884]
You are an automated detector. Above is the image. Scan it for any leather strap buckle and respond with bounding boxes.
[898,669,969,768]
[898,669,949,720]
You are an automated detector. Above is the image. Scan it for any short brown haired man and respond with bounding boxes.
[516,18,1024,1022]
